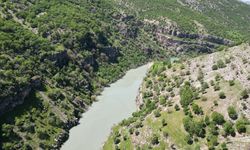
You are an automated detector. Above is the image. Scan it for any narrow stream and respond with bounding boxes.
[61,64,151,150]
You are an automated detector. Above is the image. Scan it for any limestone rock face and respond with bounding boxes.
[0,76,42,116]
[144,19,233,54]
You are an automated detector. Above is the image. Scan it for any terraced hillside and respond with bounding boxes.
[104,44,250,149]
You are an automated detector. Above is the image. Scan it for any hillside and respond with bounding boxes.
[0,0,250,149]
[104,44,250,150]
[115,0,250,42]
[0,1,166,149]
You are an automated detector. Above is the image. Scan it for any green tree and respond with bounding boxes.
[227,106,238,120]
[151,134,159,145]
[219,91,226,99]
[211,112,225,125]
[217,60,226,68]
[223,121,235,136]
[192,104,203,115]
[175,104,180,111]
[221,142,228,150]
[180,83,194,107]
[236,118,249,133]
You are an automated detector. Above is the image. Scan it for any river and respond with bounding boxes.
[61,63,151,150]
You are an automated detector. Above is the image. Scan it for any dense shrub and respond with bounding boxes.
[219,91,226,99]
[192,104,203,115]
[217,60,226,68]
[223,121,235,136]
[183,117,206,138]
[229,80,235,86]
[180,83,194,107]
[151,134,159,145]
[236,118,249,133]
[211,112,225,125]
[227,106,238,120]
[212,64,218,70]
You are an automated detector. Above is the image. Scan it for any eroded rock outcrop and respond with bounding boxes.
[0,76,42,116]
[144,19,233,54]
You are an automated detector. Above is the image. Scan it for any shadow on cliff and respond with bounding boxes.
[0,88,45,148]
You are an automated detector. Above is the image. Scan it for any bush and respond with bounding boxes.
[219,92,226,99]
[37,129,49,140]
[217,60,226,68]
[154,109,161,118]
[201,96,207,101]
[214,84,220,91]
[2,124,14,138]
[180,84,194,107]
[129,128,134,134]
[241,89,249,99]
[201,82,209,91]
[185,134,193,145]
[214,100,218,106]
[229,80,235,86]
[210,80,215,86]
[247,75,250,81]
[211,112,225,125]
[208,122,219,135]
[162,119,167,126]
[159,97,166,105]
[114,138,121,145]
[212,64,218,70]
[183,117,206,137]
[192,104,203,115]
[151,134,159,145]
[47,89,65,101]
[236,118,249,133]
[135,130,140,136]
[227,106,238,120]
[221,142,228,150]
[175,104,180,111]
[223,121,235,136]
[207,134,218,148]
[205,115,210,126]
[215,74,221,81]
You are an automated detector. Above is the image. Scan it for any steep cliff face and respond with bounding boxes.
[0,76,41,116]
[144,19,233,54]
[0,87,31,116]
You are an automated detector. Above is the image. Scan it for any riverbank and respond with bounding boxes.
[60,63,152,150]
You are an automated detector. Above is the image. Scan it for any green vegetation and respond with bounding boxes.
[1,0,250,149]
[236,118,250,133]
[241,89,249,99]
[227,106,238,120]
[105,47,250,149]
[211,112,225,125]
[0,0,167,149]
[180,83,194,107]
[223,121,235,137]
[219,91,226,99]
[117,0,250,42]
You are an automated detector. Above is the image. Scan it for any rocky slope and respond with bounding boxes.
[104,44,250,150]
